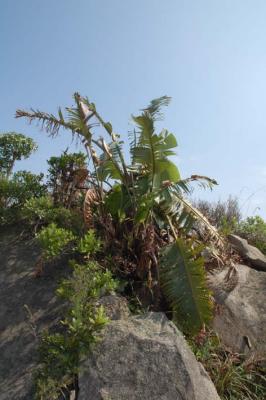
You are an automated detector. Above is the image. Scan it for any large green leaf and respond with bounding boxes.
[104,184,131,221]
[132,108,180,190]
[142,96,171,119]
[160,238,213,335]
[97,141,125,181]
[153,160,180,188]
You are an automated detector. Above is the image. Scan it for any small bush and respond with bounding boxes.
[37,223,76,261]
[22,196,54,226]
[0,171,46,225]
[76,229,102,255]
[35,261,117,400]
[236,216,266,254]
[22,196,84,234]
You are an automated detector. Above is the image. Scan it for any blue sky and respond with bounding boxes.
[1,0,266,217]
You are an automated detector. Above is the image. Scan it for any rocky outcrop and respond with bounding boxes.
[228,234,266,271]
[78,312,220,400]
[209,264,266,359]
[0,229,69,400]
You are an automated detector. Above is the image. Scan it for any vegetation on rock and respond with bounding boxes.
[1,94,265,399]
[236,215,266,254]
[35,259,117,399]
[195,197,266,254]
[16,93,222,335]
[191,329,266,400]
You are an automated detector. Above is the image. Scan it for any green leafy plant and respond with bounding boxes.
[236,216,266,254]
[0,171,46,226]
[12,170,46,201]
[17,93,223,334]
[76,229,102,255]
[0,132,37,178]
[35,261,117,400]
[22,196,84,234]
[0,132,45,227]
[22,196,55,225]
[219,215,239,236]
[0,171,46,207]
[37,223,75,261]
[160,239,213,335]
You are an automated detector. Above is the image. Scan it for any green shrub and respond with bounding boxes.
[35,261,117,400]
[22,196,84,234]
[0,171,46,225]
[236,216,266,254]
[22,196,54,225]
[37,223,76,261]
[12,170,46,198]
[0,171,46,207]
[0,132,37,178]
[76,229,102,255]
[57,260,117,301]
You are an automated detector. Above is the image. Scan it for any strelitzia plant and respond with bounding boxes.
[17,94,223,334]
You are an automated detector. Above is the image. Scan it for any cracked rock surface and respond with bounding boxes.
[78,312,220,400]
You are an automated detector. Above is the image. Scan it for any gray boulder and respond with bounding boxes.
[78,313,220,400]
[228,234,266,271]
[209,264,266,359]
[97,294,130,320]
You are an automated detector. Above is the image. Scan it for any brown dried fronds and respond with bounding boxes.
[83,188,99,228]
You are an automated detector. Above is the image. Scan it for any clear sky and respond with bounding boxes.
[1,0,266,217]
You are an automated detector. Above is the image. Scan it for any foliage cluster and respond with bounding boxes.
[2,94,264,398]
[0,171,46,225]
[236,216,266,254]
[0,132,37,178]
[0,137,88,231]
[36,225,101,263]
[76,229,102,254]
[36,223,75,261]
[191,330,266,400]
[15,93,224,335]
[22,195,84,234]
[35,259,117,400]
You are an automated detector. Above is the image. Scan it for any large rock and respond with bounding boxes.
[209,264,266,359]
[78,313,220,400]
[0,229,69,400]
[228,234,266,271]
[97,294,130,320]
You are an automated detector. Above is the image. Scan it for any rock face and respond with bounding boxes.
[0,229,69,400]
[78,312,220,400]
[209,264,266,359]
[228,234,266,271]
[97,294,130,320]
